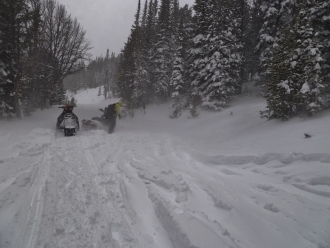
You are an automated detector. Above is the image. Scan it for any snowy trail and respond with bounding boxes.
[0,126,329,248]
[29,133,135,248]
[0,127,329,248]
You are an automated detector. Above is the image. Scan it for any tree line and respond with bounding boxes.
[63,49,120,101]
[116,0,330,120]
[0,0,91,118]
[1,0,329,121]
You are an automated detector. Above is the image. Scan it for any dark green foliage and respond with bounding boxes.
[187,0,245,111]
[117,0,181,110]
[261,0,328,120]
[256,0,289,84]
[117,0,330,120]
[117,37,136,111]
[311,0,330,88]
[0,0,37,118]
[260,26,295,120]
[242,0,261,81]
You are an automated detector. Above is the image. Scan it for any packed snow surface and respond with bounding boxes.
[0,83,330,248]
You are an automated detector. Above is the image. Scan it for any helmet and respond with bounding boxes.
[64,104,73,113]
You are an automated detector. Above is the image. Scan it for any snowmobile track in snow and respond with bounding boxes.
[27,134,135,248]
[1,127,329,248]
[24,147,51,248]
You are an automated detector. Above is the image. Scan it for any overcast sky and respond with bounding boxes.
[57,0,195,58]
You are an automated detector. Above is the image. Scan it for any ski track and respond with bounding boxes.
[0,128,329,248]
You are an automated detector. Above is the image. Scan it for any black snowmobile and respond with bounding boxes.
[91,103,123,133]
[56,104,79,136]
[91,107,110,126]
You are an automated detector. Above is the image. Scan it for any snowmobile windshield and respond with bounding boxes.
[65,107,73,113]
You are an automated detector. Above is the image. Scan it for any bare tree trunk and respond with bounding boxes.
[14,78,22,119]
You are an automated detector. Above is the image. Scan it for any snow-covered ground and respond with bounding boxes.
[0,83,329,248]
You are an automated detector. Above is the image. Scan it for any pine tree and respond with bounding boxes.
[0,0,37,118]
[256,0,294,84]
[131,0,150,107]
[261,0,327,120]
[104,49,110,99]
[169,5,194,117]
[261,26,295,120]
[0,59,12,118]
[311,0,330,101]
[188,0,211,111]
[244,0,263,81]
[170,39,185,117]
[188,0,244,111]
[294,0,327,115]
[141,0,148,28]
[152,0,174,101]
[117,37,136,111]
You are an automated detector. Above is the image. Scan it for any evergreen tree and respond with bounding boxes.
[311,0,330,97]
[117,0,144,111]
[144,0,158,99]
[0,59,12,118]
[141,0,148,29]
[188,0,245,111]
[129,0,148,108]
[152,0,174,101]
[261,26,295,120]
[261,0,327,120]
[0,0,38,118]
[169,4,193,117]
[256,0,295,83]
[292,0,327,115]
[104,49,110,99]
[170,0,180,36]
[244,0,263,81]
[187,0,210,110]
[170,33,185,118]
[117,37,136,111]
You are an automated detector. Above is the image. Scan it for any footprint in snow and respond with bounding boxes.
[264,203,279,213]
[256,184,279,192]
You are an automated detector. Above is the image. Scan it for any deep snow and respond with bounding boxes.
[0,82,329,248]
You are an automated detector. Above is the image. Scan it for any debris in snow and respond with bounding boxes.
[264,203,279,213]
[304,133,312,138]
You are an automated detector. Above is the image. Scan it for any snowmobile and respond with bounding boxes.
[81,119,102,130]
[91,107,110,126]
[91,103,126,134]
[56,104,79,136]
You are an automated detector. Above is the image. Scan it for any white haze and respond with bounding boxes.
[57,0,196,57]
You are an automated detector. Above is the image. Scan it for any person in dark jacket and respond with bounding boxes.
[107,101,123,134]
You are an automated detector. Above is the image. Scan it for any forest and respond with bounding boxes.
[1,0,330,120]
[0,0,91,118]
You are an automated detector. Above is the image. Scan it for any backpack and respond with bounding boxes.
[106,103,116,119]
